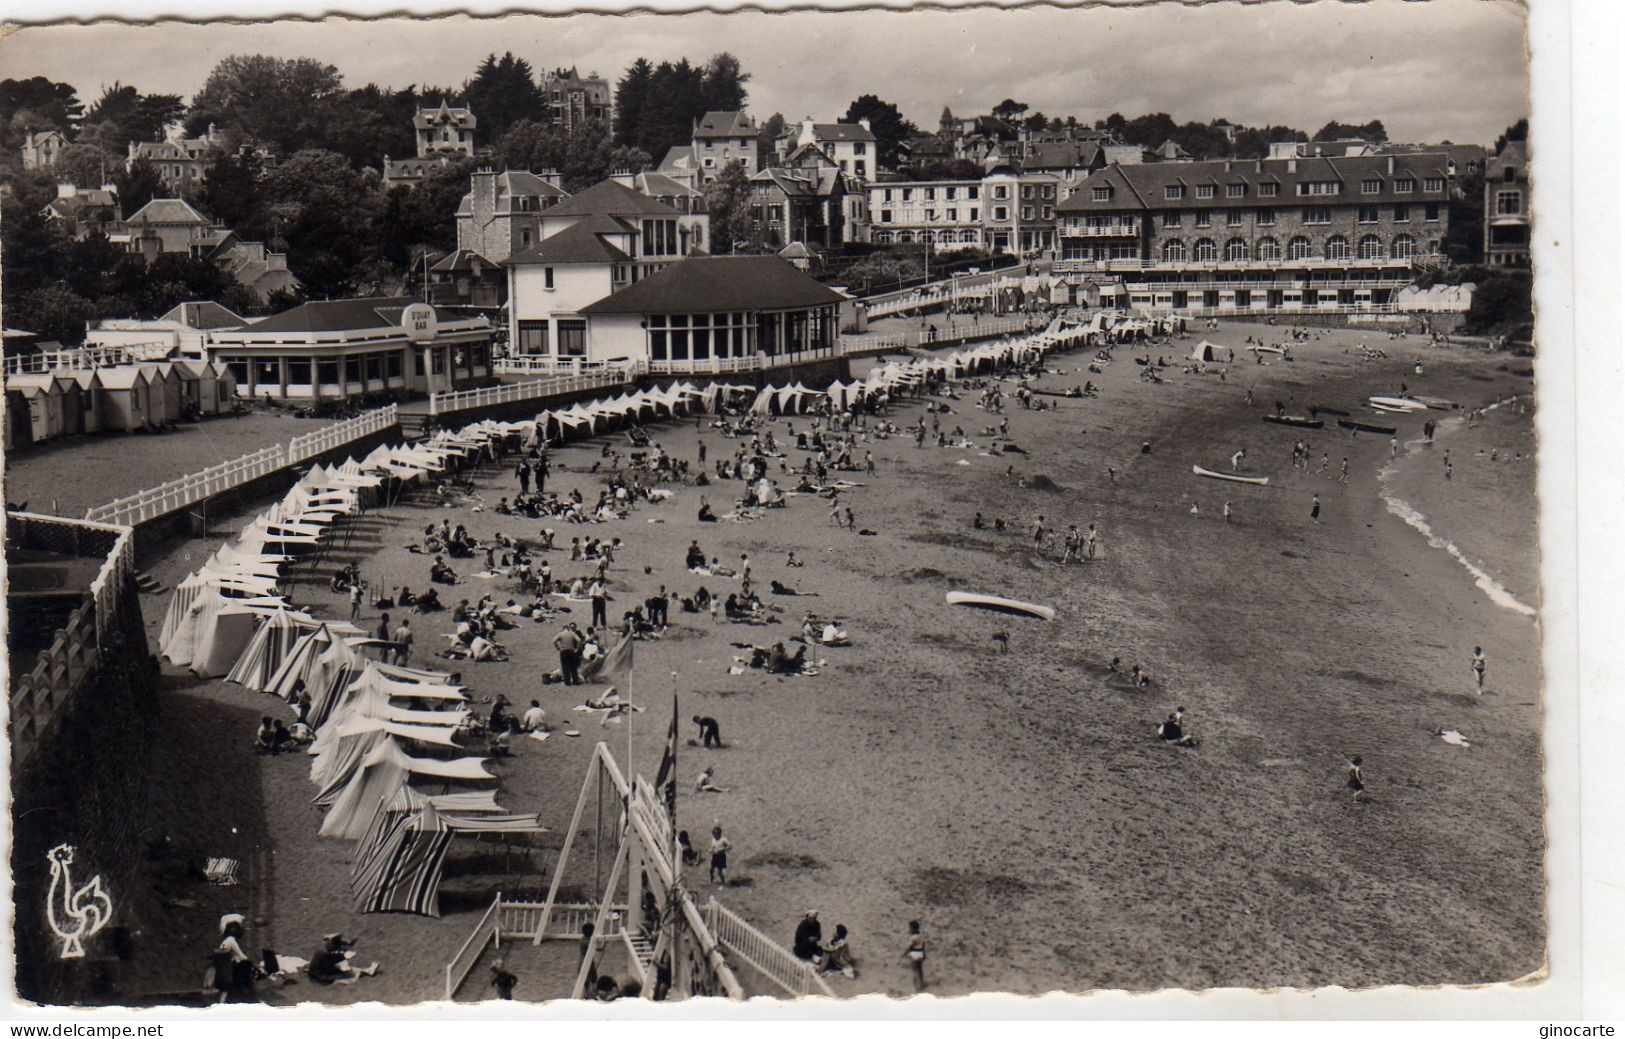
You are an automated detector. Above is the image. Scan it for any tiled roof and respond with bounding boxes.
[810,122,875,143]
[580,256,844,316]
[541,179,682,219]
[413,103,476,131]
[429,249,497,273]
[694,111,756,139]
[657,146,695,172]
[1056,153,1457,213]
[1022,141,1103,171]
[125,197,211,226]
[506,218,631,266]
[238,296,465,334]
[628,171,702,199]
[159,301,247,330]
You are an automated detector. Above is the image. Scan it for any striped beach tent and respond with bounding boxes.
[351,803,545,916]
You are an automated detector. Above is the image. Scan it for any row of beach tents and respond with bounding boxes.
[4,360,237,450]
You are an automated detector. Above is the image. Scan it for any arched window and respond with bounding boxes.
[1162,239,1187,263]
[1193,238,1217,262]
[871,231,891,244]
[1357,234,1383,260]
[1224,237,1249,262]
[1325,235,1350,261]
[1390,234,1416,260]
[961,229,978,243]
[896,231,914,243]
[1286,236,1312,261]
[1255,237,1281,261]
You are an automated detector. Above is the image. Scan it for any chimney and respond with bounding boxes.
[1386,155,1395,175]
[537,167,562,190]
[859,117,872,132]
[610,167,635,188]
[57,182,75,199]
[1287,158,1297,173]
[1224,159,1232,172]
[1254,159,1262,173]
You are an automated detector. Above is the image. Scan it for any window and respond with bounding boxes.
[1193,238,1217,262]
[544,267,554,289]
[1194,209,1211,228]
[968,187,979,200]
[1303,206,1331,225]
[1425,202,1442,222]
[345,357,363,385]
[1395,178,1415,193]
[1197,184,1215,199]
[1325,235,1350,260]
[1255,236,1281,261]
[1393,205,1410,222]
[1358,206,1380,223]
[286,358,311,386]
[557,320,586,357]
[1226,183,1246,198]
[1258,182,1279,198]
[902,188,913,201]
[1165,184,1185,200]
[1421,176,1446,194]
[1091,186,1112,201]
[945,187,957,201]
[1042,206,1053,220]
[1357,234,1383,260]
[1390,234,1416,260]
[994,206,1008,221]
[387,352,403,380]
[1021,185,1034,200]
[993,186,1008,200]
[1225,209,1244,227]
[854,141,866,155]
[1361,178,1382,194]
[1021,206,1033,221]
[1296,181,1343,197]
[925,187,936,201]
[969,209,978,222]
[1257,207,1276,226]
[883,188,894,202]
[1161,239,1187,263]
[1287,236,1312,260]
[1224,238,1248,262]
[517,321,550,354]
[1043,185,1055,199]
[880,209,893,223]
[1496,190,1522,215]
[1503,166,1516,182]
[1163,211,1182,228]
[947,209,957,222]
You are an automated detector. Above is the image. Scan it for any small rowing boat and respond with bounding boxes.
[1338,418,1398,435]
[1192,465,1270,486]
[946,591,1056,621]
[1263,415,1325,429]
[1368,396,1428,412]
[1310,405,1351,417]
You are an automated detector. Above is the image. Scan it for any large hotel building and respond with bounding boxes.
[1054,153,1455,315]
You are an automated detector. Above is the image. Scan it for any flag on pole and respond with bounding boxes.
[581,631,634,684]
[653,691,679,830]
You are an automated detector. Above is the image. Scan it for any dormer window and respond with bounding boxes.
[1196,184,1215,199]
[1361,178,1382,194]
[1165,184,1185,200]
[1091,185,1112,201]
[1226,184,1245,198]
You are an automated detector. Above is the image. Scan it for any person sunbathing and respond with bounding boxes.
[694,767,728,793]
[1157,712,1198,748]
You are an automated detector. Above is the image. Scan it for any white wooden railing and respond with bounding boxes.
[836,334,908,355]
[287,405,398,462]
[3,343,164,376]
[494,357,636,377]
[428,371,629,417]
[443,893,504,1001]
[84,445,287,526]
[703,898,836,999]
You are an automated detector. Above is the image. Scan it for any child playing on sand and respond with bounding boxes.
[709,825,731,886]
[1345,756,1369,803]
[903,921,927,992]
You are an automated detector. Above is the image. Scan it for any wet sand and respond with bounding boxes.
[121,320,1543,1001]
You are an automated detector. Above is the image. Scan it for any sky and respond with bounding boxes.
[1,0,1530,146]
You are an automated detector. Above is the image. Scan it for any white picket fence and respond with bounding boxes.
[493,357,636,377]
[427,371,630,416]
[83,406,399,527]
[287,405,398,462]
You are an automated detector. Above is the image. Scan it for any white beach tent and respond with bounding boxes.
[1190,340,1233,363]
[225,609,325,692]
[319,737,493,840]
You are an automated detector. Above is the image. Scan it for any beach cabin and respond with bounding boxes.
[169,361,203,415]
[7,373,65,443]
[143,363,181,424]
[95,366,154,432]
[211,362,239,411]
[177,359,219,414]
[51,373,92,435]
[63,371,102,434]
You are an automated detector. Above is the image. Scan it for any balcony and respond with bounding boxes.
[1059,223,1142,238]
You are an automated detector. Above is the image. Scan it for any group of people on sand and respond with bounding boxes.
[209,913,379,1003]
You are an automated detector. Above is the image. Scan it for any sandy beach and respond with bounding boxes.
[119,319,1543,1002]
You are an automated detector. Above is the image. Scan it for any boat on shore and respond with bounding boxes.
[1192,465,1270,486]
[946,591,1056,621]
[1263,415,1324,429]
[1339,418,1398,435]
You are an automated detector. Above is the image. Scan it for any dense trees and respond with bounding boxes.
[703,162,755,254]
[463,53,544,145]
[1313,119,1388,143]
[612,53,751,161]
[186,55,345,154]
[0,76,84,153]
[83,83,185,146]
[493,119,649,192]
[841,95,916,169]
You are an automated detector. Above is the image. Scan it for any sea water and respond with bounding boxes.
[1377,397,1538,619]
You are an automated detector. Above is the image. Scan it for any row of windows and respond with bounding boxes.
[1159,234,1425,263]
[1144,176,1446,202]
[1152,203,1442,228]
[878,185,982,203]
[516,320,587,356]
